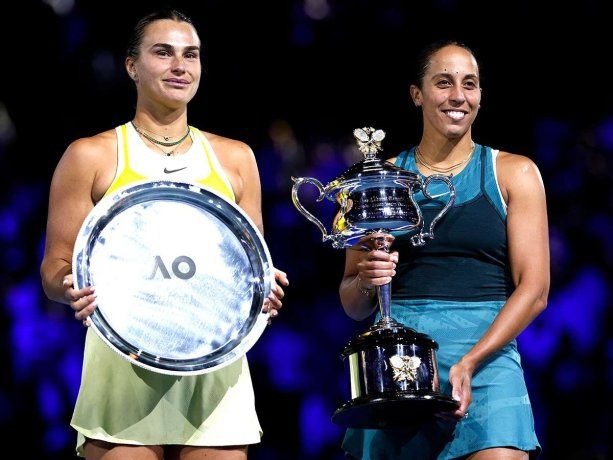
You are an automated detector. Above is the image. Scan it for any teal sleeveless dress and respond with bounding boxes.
[342,145,541,459]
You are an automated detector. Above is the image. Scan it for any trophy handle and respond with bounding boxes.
[291,176,329,241]
[410,174,456,246]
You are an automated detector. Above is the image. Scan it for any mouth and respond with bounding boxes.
[163,78,190,88]
[442,110,468,122]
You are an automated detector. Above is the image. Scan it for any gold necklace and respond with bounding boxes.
[415,142,475,174]
[148,138,190,157]
[131,121,190,147]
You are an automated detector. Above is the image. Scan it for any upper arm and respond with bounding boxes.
[42,139,103,274]
[499,153,550,293]
[234,142,264,234]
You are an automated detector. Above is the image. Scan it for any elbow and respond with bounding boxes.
[339,284,373,322]
[533,282,549,316]
[40,258,63,303]
[534,295,547,315]
[40,264,53,301]
[342,303,368,322]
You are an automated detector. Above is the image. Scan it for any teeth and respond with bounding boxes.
[445,111,465,120]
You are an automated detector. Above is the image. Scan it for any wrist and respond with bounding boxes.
[356,274,375,298]
[458,355,478,372]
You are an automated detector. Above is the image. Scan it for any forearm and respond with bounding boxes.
[40,258,72,304]
[460,281,548,370]
[339,274,378,321]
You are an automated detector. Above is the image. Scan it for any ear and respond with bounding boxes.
[409,84,422,107]
[125,57,138,82]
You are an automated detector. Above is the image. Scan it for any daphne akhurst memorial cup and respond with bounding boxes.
[292,127,459,428]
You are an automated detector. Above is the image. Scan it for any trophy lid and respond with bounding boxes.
[324,127,420,197]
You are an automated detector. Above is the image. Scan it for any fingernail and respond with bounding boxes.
[392,270,396,276]
[90,286,96,292]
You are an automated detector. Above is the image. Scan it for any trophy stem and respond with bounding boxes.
[376,282,392,325]
[364,231,398,329]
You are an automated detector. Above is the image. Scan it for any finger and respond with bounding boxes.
[67,286,96,302]
[83,317,92,327]
[358,259,396,270]
[262,298,270,313]
[267,293,283,309]
[274,269,289,286]
[62,275,74,287]
[451,381,471,418]
[364,250,397,262]
[74,302,97,321]
[362,266,397,276]
[70,293,97,312]
[271,284,285,299]
[361,276,393,287]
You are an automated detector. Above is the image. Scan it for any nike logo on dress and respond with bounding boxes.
[163,166,188,174]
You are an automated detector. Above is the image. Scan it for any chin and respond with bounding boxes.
[444,126,469,139]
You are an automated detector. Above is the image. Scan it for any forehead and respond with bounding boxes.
[141,19,200,48]
[427,46,479,77]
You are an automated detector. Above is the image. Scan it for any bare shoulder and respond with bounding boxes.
[53,129,118,202]
[61,129,117,167]
[200,130,255,164]
[496,151,545,199]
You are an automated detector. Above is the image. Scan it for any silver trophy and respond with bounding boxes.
[73,181,273,375]
[292,128,459,428]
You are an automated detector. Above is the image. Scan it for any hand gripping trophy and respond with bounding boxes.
[292,128,459,429]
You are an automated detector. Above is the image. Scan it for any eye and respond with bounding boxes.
[156,49,171,57]
[184,52,199,60]
[436,79,451,88]
[464,80,478,89]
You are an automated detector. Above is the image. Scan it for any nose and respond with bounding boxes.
[171,55,186,74]
[449,85,466,106]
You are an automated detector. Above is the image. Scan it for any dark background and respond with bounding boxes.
[0,1,610,459]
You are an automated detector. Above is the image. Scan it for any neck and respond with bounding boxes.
[133,102,189,138]
[417,132,474,165]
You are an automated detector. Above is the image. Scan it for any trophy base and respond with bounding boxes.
[332,392,459,429]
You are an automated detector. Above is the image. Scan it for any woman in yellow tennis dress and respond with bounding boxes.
[40,9,288,460]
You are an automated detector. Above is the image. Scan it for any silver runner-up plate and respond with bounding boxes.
[72,180,273,375]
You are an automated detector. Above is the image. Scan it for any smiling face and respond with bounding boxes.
[126,19,201,110]
[410,45,481,141]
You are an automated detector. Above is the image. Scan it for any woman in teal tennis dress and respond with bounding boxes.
[339,41,549,459]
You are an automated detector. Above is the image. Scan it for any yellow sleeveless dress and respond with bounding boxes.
[71,123,262,456]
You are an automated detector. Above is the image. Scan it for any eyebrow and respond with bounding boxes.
[432,72,479,81]
[151,43,201,52]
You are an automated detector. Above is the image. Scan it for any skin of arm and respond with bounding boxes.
[40,133,116,322]
[448,152,550,417]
